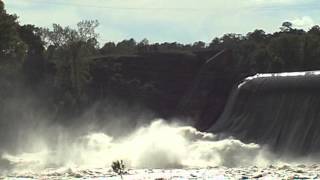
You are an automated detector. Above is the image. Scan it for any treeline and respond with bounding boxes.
[1,0,320,122]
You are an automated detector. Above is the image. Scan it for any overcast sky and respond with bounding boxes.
[5,0,320,44]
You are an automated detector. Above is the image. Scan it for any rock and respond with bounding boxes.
[17,175,34,178]
[293,169,305,173]
[268,165,275,169]
[252,174,263,178]
[297,164,306,168]
[190,174,197,177]
[310,164,318,169]
[74,173,83,178]
[278,165,291,170]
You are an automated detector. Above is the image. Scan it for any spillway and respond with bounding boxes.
[209,71,320,155]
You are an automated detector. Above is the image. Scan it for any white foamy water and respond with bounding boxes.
[1,120,320,179]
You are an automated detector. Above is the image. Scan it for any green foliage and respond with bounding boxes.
[18,24,45,84]
[2,0,320,122]
[111,160,125,179]
[116,38,137,54]
[100,42,116,54]
[0,1,26,80]
[40,21,100,106]
[268,34,304,71]
[77,20,99,43]
[280,21,293,32]
[0,5,25,59]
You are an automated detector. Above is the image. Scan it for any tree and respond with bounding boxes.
[193,41,206,49]
[100,42,116,55]
[39,24,77,47]
[0,2,26,60]
[249,48,272,73]
[139,38,149,46]
[268,34,304,71]
[308,25,320,35]
[302,32,320,69]
[209,37,221,49]
[41,21,100,106]
[111,160,125,180]
[247,29,267,43]
[77,20,99,42]
[280,21,293,32]
[0,1,26,78]
[137,38,149,53]
[18,24,45,85]
[0,1,3,13]
[116,38,137,54]
[219,33,244,50]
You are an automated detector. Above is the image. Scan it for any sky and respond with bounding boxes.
[4,0,320,44]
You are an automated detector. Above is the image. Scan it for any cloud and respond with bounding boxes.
[6,1,81,27]
[291,16,315,29]
[251,0,319,6]
[4,0,320,43]
[252,0,300,4]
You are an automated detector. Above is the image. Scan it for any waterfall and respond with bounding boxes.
[209,71,320,155]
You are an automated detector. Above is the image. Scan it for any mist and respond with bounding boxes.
[0,92,155,171]
[1,86,320,179]
[0,115,269,173]
[0,91,267,173]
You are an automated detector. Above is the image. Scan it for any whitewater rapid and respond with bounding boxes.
[3,165,320,179]
[1,120,320,179]
[0,120,266,169]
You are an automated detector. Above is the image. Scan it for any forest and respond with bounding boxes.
[1,1,320,129]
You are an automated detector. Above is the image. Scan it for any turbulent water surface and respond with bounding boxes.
[2,71,320,179]
[1,120,320,179]
[209,71,320,154]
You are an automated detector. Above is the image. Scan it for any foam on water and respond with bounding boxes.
[1,119,273,175]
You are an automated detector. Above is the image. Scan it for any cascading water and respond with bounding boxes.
[2,71,320,179]
[209,71,320,155]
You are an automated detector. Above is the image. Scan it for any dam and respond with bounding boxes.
[209,71,320,155]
